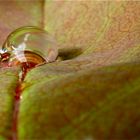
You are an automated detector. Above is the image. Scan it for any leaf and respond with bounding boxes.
[0,1,140,140]
[18,61,140,139]
[0,67,20,139]
[18,1,140,139]
[45,1,140,64]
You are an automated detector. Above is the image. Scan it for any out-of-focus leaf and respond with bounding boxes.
[0,0,43,46]
[45,1,140,65]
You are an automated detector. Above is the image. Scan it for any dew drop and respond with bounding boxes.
[0,26,58,69]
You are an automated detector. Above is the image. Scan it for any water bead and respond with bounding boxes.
[1,26,58,67]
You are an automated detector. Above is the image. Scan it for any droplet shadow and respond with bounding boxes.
[58,47,83,61]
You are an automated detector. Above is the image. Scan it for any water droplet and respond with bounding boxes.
[1,26,58,68]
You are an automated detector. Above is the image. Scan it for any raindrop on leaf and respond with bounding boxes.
[0,26,58,69]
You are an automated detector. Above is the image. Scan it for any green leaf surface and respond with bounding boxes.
[18,61,140,139]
